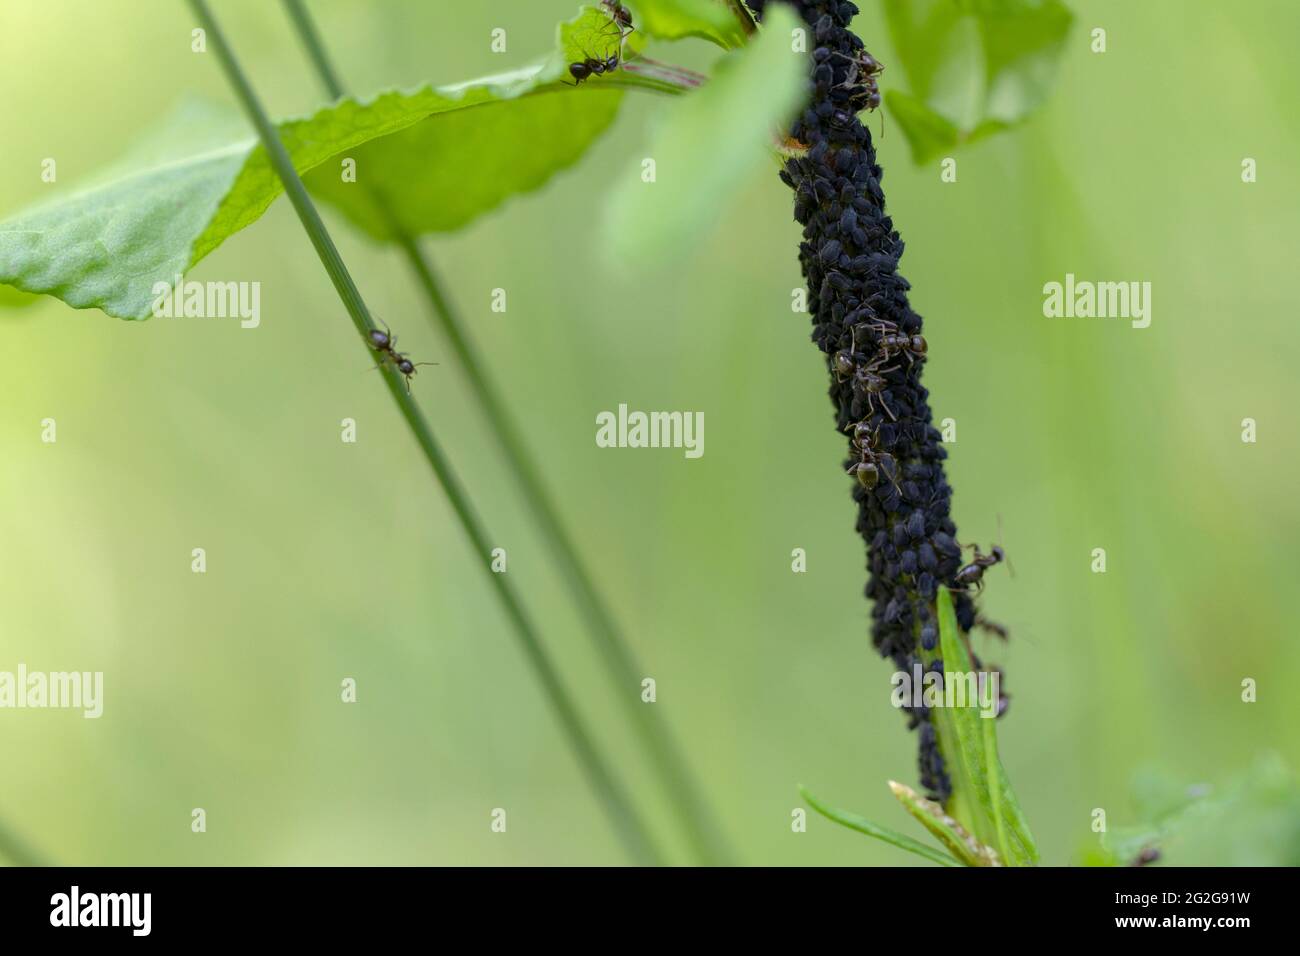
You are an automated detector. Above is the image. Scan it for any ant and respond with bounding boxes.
[566,52,620,86]
[874,327,928,365]
[952,543,1007,592]
[845,420,901,493]
[366,320,437,393]
[368,321,397,353]
[852,359,900,421]
[831,49,883,113]
[830,326,902,421]
[600,1,636,47]
[390,352,437,392]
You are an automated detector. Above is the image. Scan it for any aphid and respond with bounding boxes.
[952,544,1006,592]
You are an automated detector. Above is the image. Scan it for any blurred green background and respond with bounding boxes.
[2,0,1298,865]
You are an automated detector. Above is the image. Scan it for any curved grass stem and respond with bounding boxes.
[279,0,733,867]
[186,0,663,867]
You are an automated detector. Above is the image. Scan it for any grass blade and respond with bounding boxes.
[800,785,960,866]
[279,0,733,867]
[185,0,663,867]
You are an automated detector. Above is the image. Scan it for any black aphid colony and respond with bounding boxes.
[770,0,1007,802]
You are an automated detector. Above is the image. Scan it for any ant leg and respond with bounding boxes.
[867,392,897,422]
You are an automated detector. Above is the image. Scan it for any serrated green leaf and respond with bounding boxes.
[603,2,804,265]
[0,8,649,318]
[633,0,755,50]
[882,0,1072,163]
[801,785,961,866]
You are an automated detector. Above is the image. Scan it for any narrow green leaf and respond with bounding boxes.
[633,0,755,50]
[882,0,1072,163]
[0,8,646,318]
[603,3,805,264]
[889,780,997,866]
[925,588,1039,864]
[800,785,961,867]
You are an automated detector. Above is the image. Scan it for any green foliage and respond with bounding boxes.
[603,2,804,264]
[923,589,1038,864]
[800,785,961,866]
[881,0,1073,163]
[634,0,756,49]
[1080,755,1300,867]
[0,8,645,318]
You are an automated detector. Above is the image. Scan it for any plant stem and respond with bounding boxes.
[186,0,663,867]
[619,59,704,92]
[279,0,733,867]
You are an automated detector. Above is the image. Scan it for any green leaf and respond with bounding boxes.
[923,588,1039,865]
[602,2,805,264]
[882,0,1072,163]
[633,0,755,50]
[800,785,961,866]
[1082,755,1300,867]
[889,779,998,866]
[884,90,956,165]
[0,8,646,319]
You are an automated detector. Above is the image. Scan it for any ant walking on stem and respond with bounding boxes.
[367,319,437,393]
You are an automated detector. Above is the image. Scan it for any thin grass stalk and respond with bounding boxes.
[279,0,731,865]
[185,0,663,866]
